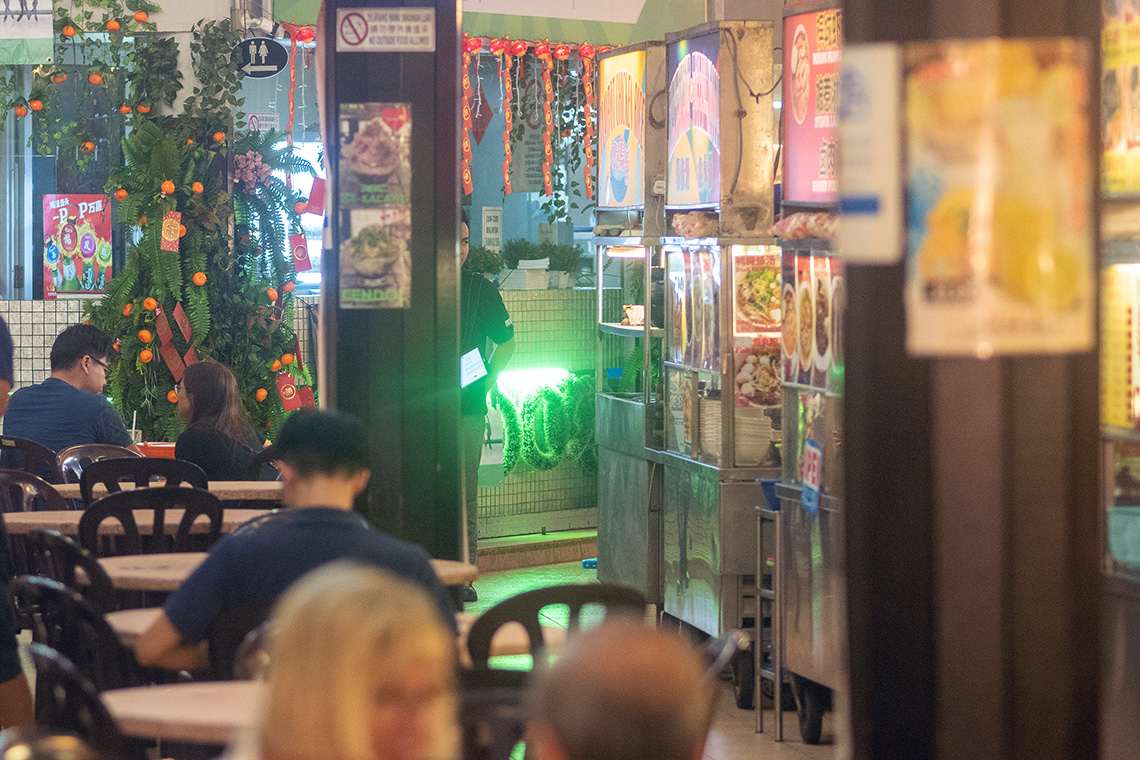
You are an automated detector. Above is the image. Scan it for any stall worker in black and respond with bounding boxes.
[460,215,514,601]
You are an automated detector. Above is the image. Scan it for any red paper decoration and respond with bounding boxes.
[534,42,551,58]
[541,51,555,196]
[462,48,474,196]
[553,44,571,61]
[509,39,527,56]
[501,47,515,196]
[490,39,506,55]
[582,47,597,200]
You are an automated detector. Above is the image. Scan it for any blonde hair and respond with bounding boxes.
[257,561,458,760]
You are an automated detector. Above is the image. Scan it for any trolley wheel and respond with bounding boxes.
[792,674,826,745]
[730,648,755,710]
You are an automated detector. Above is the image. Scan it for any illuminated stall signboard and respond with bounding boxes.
[598,50,647,209]
[783,9,842,204]
[666,32,720,208]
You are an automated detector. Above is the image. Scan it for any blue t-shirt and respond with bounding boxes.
[164,507,458,644]
[4,377,133,452]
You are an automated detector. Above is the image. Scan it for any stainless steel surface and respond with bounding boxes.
[756,506,782,739]
[596,394,649,457]
[597,445,656,603]
[1103,577,1140,760]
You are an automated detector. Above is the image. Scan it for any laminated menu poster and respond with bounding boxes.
[905,39,1093,356]
[1103,0,1140,195]
[783,9,842,203]
[597,49,647,208]
[780,249,798,383]
[795,254,814,387]
[666,30,720,208]
[666,247,687,365]
[338,103,413,309]
[732,248,781,335]
[43,194,112,298]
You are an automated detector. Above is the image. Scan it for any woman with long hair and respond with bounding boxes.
[227,561,458,760]
[174,361,262,480]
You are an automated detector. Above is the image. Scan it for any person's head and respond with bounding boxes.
[50,324,116,392]
[529,622,717,760]
[460,211,469,267]
[273,409,371,500]
[177,361,252,441]
[259,561,458,760]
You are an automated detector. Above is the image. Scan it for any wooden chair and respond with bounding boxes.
[14,577,140,692]
[56,445,141,485]
[77,487,222,556]
[0,471,67,513]
[465,583,647,669]
[206,605,272,681]
[0,437,60,485]
[0,726,109,760]
[77,457,207,509]
[26,643,145,760]
[458,668,529,760]
[24,530,116,614]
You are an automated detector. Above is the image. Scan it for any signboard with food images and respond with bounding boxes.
[338,103,413,309]
[43,194,112,298]
[781,249,798,383]
[904,39,1093,356]
[1103,0,1140,196]
[666,31,720,208]
[783,9,841,204]
[598,49,647,209]
[732,247,781,334]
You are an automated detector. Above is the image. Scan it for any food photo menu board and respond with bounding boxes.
[1104,0,1140,196]
[783,9,841,204]
[666,31,720,209]
[338,102,413,309]
[780,248,842,394]
[598,49,647,209]
[43,193,112,298]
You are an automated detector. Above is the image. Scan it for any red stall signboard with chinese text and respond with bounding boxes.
[783,9,842,204]
[43,194,112,298]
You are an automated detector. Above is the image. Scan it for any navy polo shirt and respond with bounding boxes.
[4,377,133,452]
[461,268,514,416]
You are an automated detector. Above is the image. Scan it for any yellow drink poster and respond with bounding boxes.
[598,50,646,208]
[1103,0,1140,195]
[905,39,1093,356]
[43,194,112,298]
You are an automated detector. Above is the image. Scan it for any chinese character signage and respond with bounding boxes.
[338,103,413,309]
[1104,0,1140,195]
[783,9,842,204]
[42,194,112,298]
[905,39,1093,356]
[598,49,647,209]
[666,31,720,207]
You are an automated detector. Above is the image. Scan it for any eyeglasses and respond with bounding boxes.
[174,383,182,394]
[88,356,110,372]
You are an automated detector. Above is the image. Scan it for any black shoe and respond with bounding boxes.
[462,585,478,603]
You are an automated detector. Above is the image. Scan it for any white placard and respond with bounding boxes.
[245,113,280,133]
[481,207,502,252]
[336,8,435,53]
[460,348,488,388]
[837,43,902,264]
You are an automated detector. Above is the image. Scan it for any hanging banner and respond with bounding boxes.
[541,53,555,196]
[666,30,720,207]
[598,49,646,208]
[338,102,413,309]
[289,233,312,273]
[160,211,181,253]
[783,9,842,204]
[462,49,474,195]
[502,51,515,196]
[42,194,112,298]
[582,51,596,200]
[0,8,51,65]
[905,38,1093,356]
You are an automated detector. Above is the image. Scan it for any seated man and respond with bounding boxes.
[529,621,718,760]
[3,324,138,453]
[136,409,458,671]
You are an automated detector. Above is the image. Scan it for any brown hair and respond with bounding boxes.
[181,361,258,446]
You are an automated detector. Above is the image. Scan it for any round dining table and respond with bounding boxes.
[52,480,284,502]
[93,553,479,592]
[2,508,272,537]
[103,681,263,745]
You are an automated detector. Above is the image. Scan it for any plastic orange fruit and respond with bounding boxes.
[191,182,203,194]
[29,100,42,111]
[255,388,268,402]
[81,141,95,152]
[118,104,131,114]
[193,272,206,286]
[282,281,295,293]
[269,360,282,372]
[139,349,153,363]
[133,11,148,22]
[281,353,295,366]
[88,73,102,85]
[213,131,225,142]
[138,329,153,343]
[13,106,27,117]
[160,180,175,194]
[143,297,157,310]
[136,105,150,113]
[167,390,179,403]
[61,25,76,37]
[266,288,278,301]
[178,224,187,237]
[114,189,128,201]
[138,216,148,226]
[52,74,66,83]
[186,138,194,145]
[106,19,120,31]
[294,201,307,214]
[122,303,132,316]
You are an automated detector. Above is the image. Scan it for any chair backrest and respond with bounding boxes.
[241,444,280,481]
[0,470,67,513]
[24,530,116,615]
[15,577,138,692]
[0,726,109,760]
[26,643,141,760]
[78,457,207,508]
[56,445,141,486]
[206,605,272,680]
[458,668,529,760]
[0,437,61,485]
[77,487,223,556]
[465,583,647,668]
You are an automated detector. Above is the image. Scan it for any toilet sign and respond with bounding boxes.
[233,38,288,79]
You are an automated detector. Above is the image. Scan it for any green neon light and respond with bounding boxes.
[497,367,571,403]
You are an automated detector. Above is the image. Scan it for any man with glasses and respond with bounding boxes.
[4,324,139,454]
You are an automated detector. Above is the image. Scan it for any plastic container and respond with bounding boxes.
[1109,506,1140,566]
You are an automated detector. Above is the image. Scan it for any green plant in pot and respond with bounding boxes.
[502,238,544,269]
[465,245,503,276]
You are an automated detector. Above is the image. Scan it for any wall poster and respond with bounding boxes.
[783,9,841,204]
[338,102,413,309]
[598,49,647,209]
[1104,0,1140,195]
[666,31,720,208]
[43,194,112,298]
[905,39,1093,356]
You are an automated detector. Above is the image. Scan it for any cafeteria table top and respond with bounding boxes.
[103,681,261,745]
[91,552,479,592]
[53,480,284,501]
[3,508,271,536]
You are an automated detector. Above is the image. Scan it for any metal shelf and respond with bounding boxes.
[1104,239,1140,267]
[1103,425,1140,445]
[599,322,664,339]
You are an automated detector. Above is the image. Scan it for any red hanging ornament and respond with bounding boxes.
[489,39,506,55]
[534,42,551,59]
[579,44,596,58]
[509,39,527,57]
[553,44,571,61]
[295,26,315,43]
[464,36,483,54]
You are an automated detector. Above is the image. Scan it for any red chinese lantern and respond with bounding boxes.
[464,37,483,54]
[489,39,506,55]
[295,27,315,43]
[553,45,571,61]
[509,40,528,56]
[579,44,595,58]
[534,42,551,58]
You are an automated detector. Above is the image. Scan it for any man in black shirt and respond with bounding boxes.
[460,218,514,600]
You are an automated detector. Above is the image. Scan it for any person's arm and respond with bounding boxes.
[135,611,209,671]
[0,380,11,419]
[94,404,142,453]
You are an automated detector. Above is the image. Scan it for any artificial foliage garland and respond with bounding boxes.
[496,389,522,475]
[495,373,597,476]
[521,385,567,470]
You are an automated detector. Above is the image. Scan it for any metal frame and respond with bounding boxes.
[756,505,782,739]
